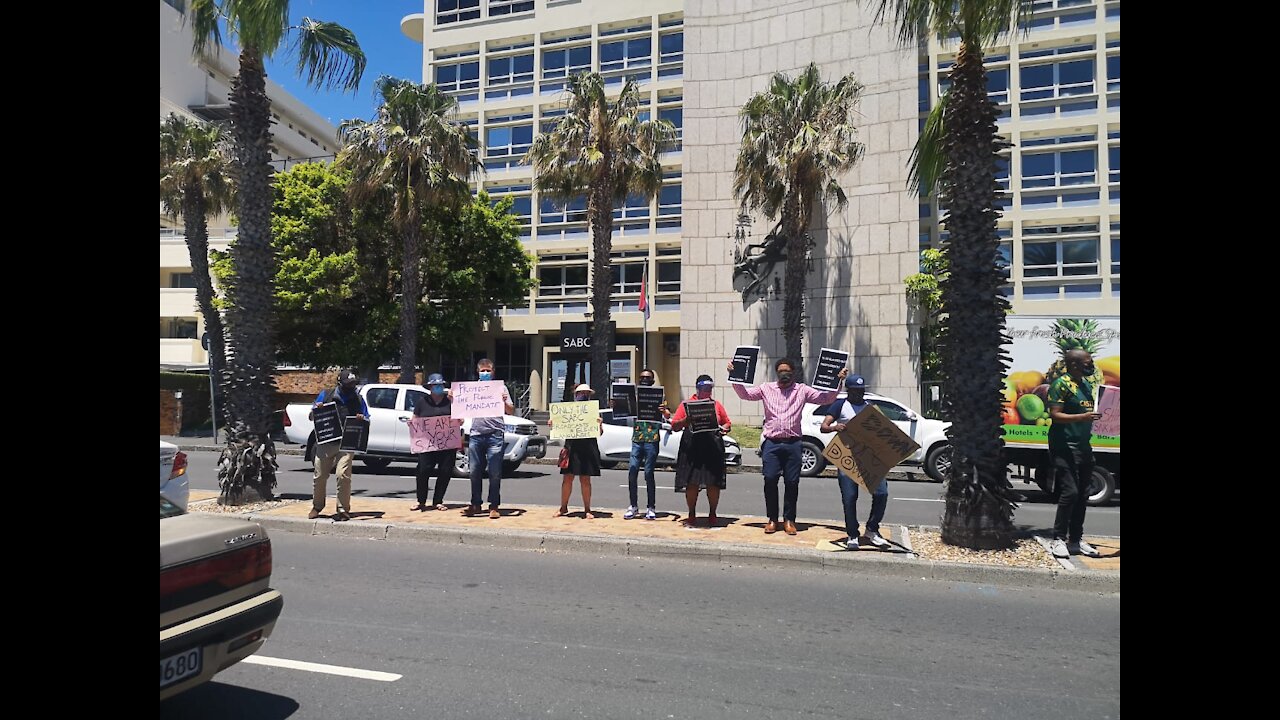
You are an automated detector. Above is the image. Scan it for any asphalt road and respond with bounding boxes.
[182,450,1121,536]
[160,532,1120,719]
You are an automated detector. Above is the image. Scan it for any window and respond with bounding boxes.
[366,388,398,410]
[540,107,567,134]
[488,0,533,16]
[1021,148,1096,188]
[540,196,587,224]
[402,389,427,412]
[489,184,532,226]
[488,53,534,86]
[169,272,196,289]
[613,194,650,220]
[658,183,681,216]
[658,31,682,78]
[1020,59,1095,102]
[657,260,680,292]
[485,124,533,170]
[537,264,588,296]
[658,105,682,149]
[1022,224,1101,278]
[1110,222,1120,275]
[1108,145,1119,185]
[495,338,532,385]
[610,262,646,295]
[436,62,480,94]
[600,37,652,73]
[436,0,479,25]
[870,400,910,422]
[1107,54,1120,92]
[542,46,591,79]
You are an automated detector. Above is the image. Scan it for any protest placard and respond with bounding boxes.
[728,345,760,385]
[408,415,462,453]
[821,405,920,494]
[450,381,506,419]
[549,401,599,440]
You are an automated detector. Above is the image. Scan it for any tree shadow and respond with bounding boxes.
[161,681,300,719]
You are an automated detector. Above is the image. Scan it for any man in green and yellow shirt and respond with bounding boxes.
[625,368,671,520]
[1047,350,1103,559]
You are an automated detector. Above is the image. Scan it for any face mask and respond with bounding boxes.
[640,377,655,386]
[430,385,445,396]
[696,386,713,398]
[575,393,590,402]
[777,372,793,384]
[478,371,493,381]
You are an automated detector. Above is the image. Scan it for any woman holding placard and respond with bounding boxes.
[551,384,604,519]
[669,375,733,527]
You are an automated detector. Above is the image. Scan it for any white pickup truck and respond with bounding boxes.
[283,383,546,477]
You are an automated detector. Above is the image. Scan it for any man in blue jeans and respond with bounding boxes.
[624,368,671,520]
[820,374,891,550]
[465,358,515,519]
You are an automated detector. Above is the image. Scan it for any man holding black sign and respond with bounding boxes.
[309,369,369,521]
[729,357,846,535]
[624,368,671,521]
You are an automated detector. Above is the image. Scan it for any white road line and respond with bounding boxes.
[895,497,945,503]
[618,485,676,490]
[243,656,402,682]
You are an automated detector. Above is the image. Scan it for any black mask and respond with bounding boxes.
[640,377,655,386]
[778,372,793,384]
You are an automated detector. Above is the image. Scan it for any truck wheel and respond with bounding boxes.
[800,440,826,477]
[361,457,392,471]
[453,450,470,478]
[924,444,951,482]
[1087,466,1116,506]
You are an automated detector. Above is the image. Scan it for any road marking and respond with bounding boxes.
[895,497,944,503]
[618,485,676,490]
[243,655,402,682]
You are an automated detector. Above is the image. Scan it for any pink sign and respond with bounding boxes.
[1094,385,1120,437]
[408,416,462,453]
[450,380,507,419]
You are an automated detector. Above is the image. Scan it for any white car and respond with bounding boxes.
[160,440,190,510]
[594,411,742,468]
[799,393,952,480]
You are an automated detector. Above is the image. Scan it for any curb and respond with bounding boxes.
[248,514,1119,594]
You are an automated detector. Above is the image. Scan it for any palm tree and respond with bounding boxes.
[525,73,675,394]
[183,0,365,502]
[733,63,865,376]
[337,77,480,384]
[159,113,234,420]
[870,0,1035,549]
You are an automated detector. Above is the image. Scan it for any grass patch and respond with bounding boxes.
[728,424,762,449]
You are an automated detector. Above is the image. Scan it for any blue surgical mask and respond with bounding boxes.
[430,385,445,396]
[575,393,590,401]
[478,371,493,381]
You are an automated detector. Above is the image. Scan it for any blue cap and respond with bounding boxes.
[845,374,867,389]
[426,373,446,385]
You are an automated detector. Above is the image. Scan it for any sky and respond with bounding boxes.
[262,1,426,128]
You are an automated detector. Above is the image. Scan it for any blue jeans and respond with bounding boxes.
[760,438,802,522]
[837,471,889,539]
[627,441,659,509]
[469,433,504,508]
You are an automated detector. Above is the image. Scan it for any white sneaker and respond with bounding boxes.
[865,531,891,549]
[623,506,637,520]
[1049,539,1070,558]
[645,508,657,520]
[1069,540,1101,558]
[844,537,859,550]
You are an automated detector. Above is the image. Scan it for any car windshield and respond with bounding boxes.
[160,494,185,519]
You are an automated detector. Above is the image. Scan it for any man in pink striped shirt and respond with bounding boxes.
[728,357,847,535]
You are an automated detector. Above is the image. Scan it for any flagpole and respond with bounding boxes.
[641,264,649,372]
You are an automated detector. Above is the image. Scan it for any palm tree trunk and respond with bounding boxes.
[782,196,806,374]
[398,217,422,384]
[181,190,228,427]
[218,47,279,504]
[587,186,614,395]
[937,43,1015,549]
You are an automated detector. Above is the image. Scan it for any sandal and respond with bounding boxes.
[553,507,569,518]
[411,503,428,512]
[434,503,449,512]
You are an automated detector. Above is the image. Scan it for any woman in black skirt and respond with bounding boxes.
[669,375,732,527]
[551,383,604,519]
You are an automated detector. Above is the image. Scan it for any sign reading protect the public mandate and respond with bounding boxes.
[313,402,342,445]
[811,347,850,391]
[450,381,506,419]
[636,386,666,423]
[549,401,599,440]
[728,345,760,385]
[822,405,919,494]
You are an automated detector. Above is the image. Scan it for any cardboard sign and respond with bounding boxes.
[313,402,342,445]
[611,383,636,419]
[822,405,920,494]
[811,347,850,391]
[683,399,719,434]
[451,381,506,419]
[549,401,599,440]
[339,415,370,454]
[1094,385,1120,437]
[636,386,666,423]
[729,345,760,385]
[408,415,462,453]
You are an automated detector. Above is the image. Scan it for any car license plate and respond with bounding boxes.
[159,647,202,689]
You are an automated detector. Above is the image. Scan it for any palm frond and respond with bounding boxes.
[294,17,366,93]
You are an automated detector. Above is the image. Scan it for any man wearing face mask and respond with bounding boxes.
[411,373,463,512]
[308,369,369,521]
[624,368,671,520]
[465,359,516,519]
[1047,349,1103,559]
[729,357,846,535]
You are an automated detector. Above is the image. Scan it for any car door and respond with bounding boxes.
[868,399,925,462]
[397,388,430,452]
[362,386,402,453]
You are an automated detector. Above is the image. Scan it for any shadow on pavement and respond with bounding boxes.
[161,682,299,720]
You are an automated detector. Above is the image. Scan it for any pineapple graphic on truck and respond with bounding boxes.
[1001,316,1120,505]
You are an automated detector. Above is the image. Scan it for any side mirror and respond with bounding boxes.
[907,412,919,421]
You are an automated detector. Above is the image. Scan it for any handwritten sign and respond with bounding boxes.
[549,401,599,440]
[822,405,920,494]
[637,386,666,423]
[729,345,760,385]
[339,415,369,454]
[811,347,850,391]
[1094,385,1120,437]
[683,400,719,434]
[451,381,506,419]
[313,402,342,445]
[611,383,636,419]
[408,415,462,453]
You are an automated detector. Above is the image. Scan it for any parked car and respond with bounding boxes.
[160,494,284,701]
[286,383,546,477]
[595,410,742,468]
[799,393,952,480]
[160,440,190,510]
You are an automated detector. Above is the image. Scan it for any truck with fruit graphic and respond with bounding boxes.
[1002,316,1119,504]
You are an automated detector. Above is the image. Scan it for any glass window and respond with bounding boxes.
[485,124,533,157]
[658,106,682,145]
[613,194,650,220]
[658,184,681,215]
[366,388,398,410]
[488,0,533,16]
[537,265,588,296]
[1108,146,1119,184]
[169,272,196,288]
[870,400,910,422]
[657,260,680,292]
[1022,149,1096,188]
[436,61,480,93]
[600,37,652,73]
[403,389,428,411]
[1107,54,1120,92]
[541,196,587,223]
[610,263,646,294]
[659,31,683,64]
[488,53,534,85]
[436,0,480,25]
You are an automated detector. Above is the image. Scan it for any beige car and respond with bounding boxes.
[160,494,284,700]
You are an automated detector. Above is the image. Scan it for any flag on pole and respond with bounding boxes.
[638,265,651,320]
